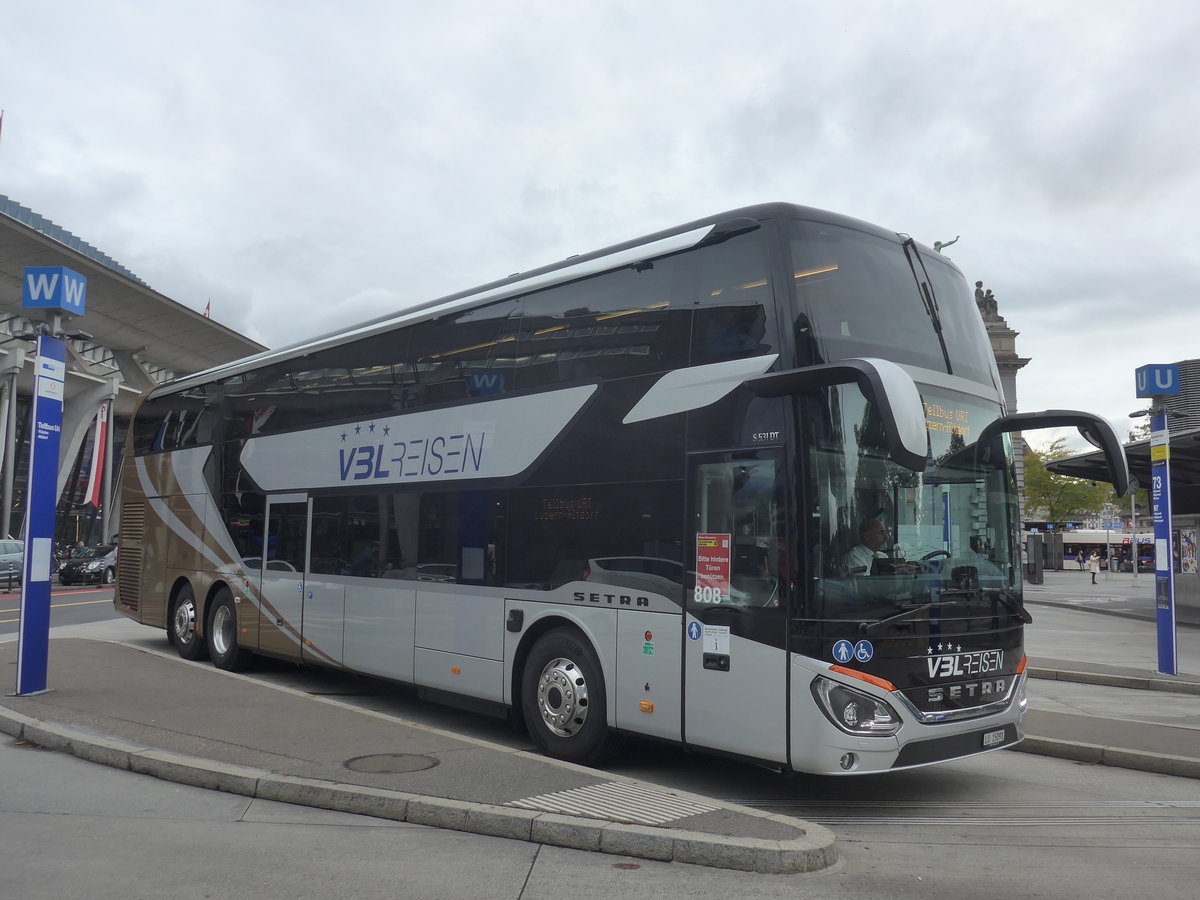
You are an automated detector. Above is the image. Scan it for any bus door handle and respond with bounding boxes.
[703,653,730,672]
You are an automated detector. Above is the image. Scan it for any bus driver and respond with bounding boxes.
[846,518,889,575]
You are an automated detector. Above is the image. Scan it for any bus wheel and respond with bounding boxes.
[170,584,208,661]
[522,628,613,765]
[207,588,253,672]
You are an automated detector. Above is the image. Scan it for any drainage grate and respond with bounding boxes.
[508,781,718,826]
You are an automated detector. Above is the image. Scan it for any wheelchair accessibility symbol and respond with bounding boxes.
[833,639,873,663]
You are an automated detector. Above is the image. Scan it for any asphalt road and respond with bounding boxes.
[0,583,118,636]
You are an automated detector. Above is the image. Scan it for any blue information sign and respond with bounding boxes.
[21,266,87,316]
[15,336,67,695]
[1150,412,1177,675]
[1135,364,1180,398]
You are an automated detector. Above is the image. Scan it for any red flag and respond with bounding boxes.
[203,300,211,317]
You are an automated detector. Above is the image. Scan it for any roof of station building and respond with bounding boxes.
[0,193,265,390]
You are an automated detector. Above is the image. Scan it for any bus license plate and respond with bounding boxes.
[982,728,1007,747]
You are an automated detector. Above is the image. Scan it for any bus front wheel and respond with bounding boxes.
[521,628,614,765]
[170,584,208,662]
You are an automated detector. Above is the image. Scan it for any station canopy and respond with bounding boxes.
[1,194,265,416]
[1047,427,1200,513]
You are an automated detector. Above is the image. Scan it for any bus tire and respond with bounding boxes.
[521,628,613,765]
[207,588,253,672]
[170,584,208,661]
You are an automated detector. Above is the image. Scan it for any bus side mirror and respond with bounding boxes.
[977,410,1134,498]
[746,357,928,472]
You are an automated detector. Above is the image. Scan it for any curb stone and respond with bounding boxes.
[1027,666,1200,696]
[0,707,837,875]
[1013,735,1200,779]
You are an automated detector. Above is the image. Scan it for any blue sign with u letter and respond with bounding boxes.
[1135,364,1180,398]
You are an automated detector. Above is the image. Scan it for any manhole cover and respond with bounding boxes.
[343,753,440,774]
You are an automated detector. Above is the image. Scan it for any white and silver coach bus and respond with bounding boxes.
[115,203,1130,775]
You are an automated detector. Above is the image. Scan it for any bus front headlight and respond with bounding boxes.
[812,677,901,736]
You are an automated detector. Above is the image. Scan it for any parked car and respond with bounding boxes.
[383,563,457,582]
[240,557,298,572]
[0,539,22,587]
[58,544,117,586]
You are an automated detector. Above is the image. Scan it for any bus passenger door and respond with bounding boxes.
[684,452,790,763]
[255,494,309,660]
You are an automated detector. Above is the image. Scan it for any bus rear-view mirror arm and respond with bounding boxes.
[976,410,1134,497]
[746,358,928,472]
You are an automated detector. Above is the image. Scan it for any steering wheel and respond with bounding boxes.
[907,549,951,573]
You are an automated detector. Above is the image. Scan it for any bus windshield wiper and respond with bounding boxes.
[858,586,1031,636]
[997,588,1034,623]
[859,596,974,636]
[901,237,953,375]
[926,585,1033,624]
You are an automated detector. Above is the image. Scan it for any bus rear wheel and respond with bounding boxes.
[521,628,613,765]
[207,588,253,672]
[169,584,208,661]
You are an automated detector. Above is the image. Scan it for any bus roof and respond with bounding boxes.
[152,202,927,399]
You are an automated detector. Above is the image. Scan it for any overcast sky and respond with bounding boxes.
[3,1,1198,451]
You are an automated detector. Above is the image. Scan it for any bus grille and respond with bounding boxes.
[116,501,146,612]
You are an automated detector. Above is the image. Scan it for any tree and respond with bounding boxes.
[1022,438,1118,527]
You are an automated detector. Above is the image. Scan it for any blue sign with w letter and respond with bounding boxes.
[22,266,87,316]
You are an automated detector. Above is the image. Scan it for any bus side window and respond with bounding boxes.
[515,260,688,391]
[685,228,776,367]
[407,299,520,409]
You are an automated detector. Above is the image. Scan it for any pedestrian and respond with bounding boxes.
[1088,551,1100,585]
[1076,551,1085,571]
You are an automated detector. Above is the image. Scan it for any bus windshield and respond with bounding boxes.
[789,219,996,386]
[810,383,1021,621]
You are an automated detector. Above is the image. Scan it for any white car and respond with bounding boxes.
[239,557,298,572]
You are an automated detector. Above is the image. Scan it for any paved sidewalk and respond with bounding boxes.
[1024,567,1200,627]
[0,638,834,875]
[1019,569,1200,777]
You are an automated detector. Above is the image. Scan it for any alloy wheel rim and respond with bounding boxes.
[535,656,589,737]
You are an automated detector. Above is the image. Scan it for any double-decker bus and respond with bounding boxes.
[114,203,1129,775]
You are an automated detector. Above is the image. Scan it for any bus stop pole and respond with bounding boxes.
[1150,406,1178,675]
[1135,362,1180,676]
[13,334,66,695]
